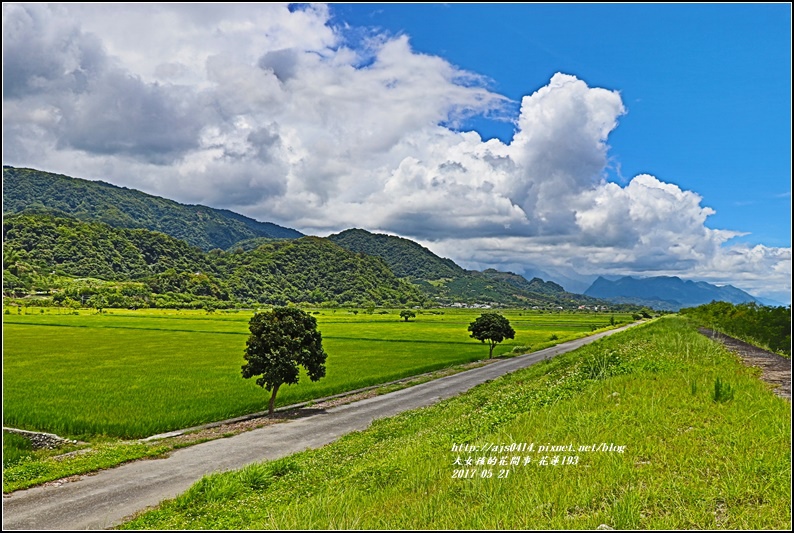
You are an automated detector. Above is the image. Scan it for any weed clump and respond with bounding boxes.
[712,377,735,403]
[580,351,627,380]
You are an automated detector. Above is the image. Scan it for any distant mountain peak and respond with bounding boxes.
[584,275,759,311]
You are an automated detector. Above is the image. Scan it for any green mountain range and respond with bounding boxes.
[3,212,423,308]
[3,166,302,251]
[3,166,621,310]
[328,229,605,308]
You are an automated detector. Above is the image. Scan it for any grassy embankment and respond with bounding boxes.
[680,302,791,358]
[121,316,791,530]
[3,307,629,492]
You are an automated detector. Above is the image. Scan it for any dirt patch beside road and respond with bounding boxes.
[699,328,791,401]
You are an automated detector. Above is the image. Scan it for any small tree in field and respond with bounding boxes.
[468,312,515,359]
[400,309,416,322]
[241,307,327,415]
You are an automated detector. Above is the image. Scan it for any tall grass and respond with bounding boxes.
[121,317,791,530]
[3,432,34,468]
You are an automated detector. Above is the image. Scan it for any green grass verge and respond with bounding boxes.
[120,317,791,530]
[3,432,35,468]
[3,440,171,493]
[3,308,630,438]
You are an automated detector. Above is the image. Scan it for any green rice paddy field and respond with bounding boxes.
[3,307,630,439]
[121,317,792,530]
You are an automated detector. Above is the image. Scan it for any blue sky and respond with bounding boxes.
[331,3,792,248]
[2,3,791,301]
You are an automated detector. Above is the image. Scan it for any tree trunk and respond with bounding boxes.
[489,342,495,359]
[268,383,281,415]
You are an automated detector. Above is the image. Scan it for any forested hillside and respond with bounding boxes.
[3,211,213,280]
[4,166,626,310]
[328,228,463,280]
[3,166,302,251]
[330,228,609,308]
[481,269,566,295]
[3,213,424,308]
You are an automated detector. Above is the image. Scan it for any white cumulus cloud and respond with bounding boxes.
[2,3,790,303]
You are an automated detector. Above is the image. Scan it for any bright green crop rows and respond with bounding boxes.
[3,307,630,438]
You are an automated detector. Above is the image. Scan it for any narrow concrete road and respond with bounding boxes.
[3,324,637,530]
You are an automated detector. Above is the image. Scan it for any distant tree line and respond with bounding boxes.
[680,301,791,356]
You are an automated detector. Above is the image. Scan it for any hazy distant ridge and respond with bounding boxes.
[584,276,760,311]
